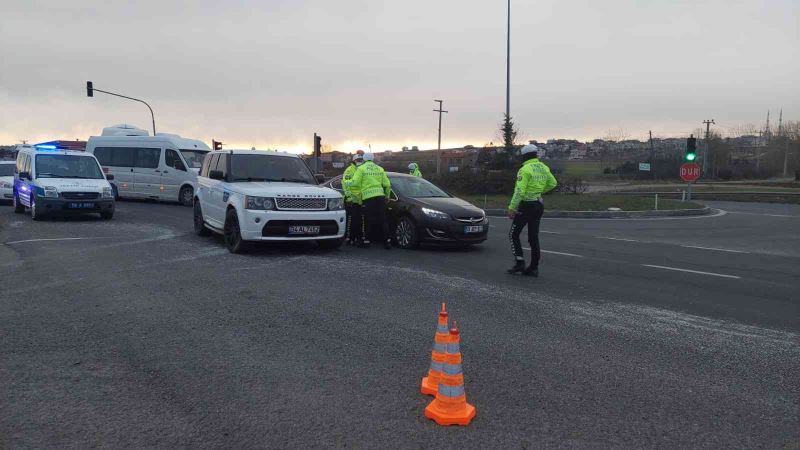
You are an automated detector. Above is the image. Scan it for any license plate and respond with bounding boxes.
[288,225,320,235]
[464,225,484,233]
[69,202,95,209]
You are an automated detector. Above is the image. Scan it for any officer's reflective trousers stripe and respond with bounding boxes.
[508,200,544,264]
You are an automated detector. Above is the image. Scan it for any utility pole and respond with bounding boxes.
[702,119,715,175]
[433,99,448,176]
[649,130,655,180]
[783,137,790,178]
[505,0,511,121]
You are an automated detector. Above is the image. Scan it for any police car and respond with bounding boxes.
[0,160,14,202]
[194,149,346,253]
[12,144,116,220]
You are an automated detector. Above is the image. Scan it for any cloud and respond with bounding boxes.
[1,0,797,150]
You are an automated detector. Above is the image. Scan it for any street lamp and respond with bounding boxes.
[86,81,157,136]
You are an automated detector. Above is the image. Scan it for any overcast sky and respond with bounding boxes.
[1,0,797,152]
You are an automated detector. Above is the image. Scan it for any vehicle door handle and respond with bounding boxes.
[154,170,161,173]
[163,170,169,174]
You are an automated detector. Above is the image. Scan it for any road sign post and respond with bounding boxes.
[680,162,702,201]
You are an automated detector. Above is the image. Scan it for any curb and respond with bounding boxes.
[485,206,712,219]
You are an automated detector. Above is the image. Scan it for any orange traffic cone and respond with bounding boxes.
[421,303,449,396]
[424,322,476,426]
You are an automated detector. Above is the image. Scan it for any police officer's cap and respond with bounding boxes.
[520,144,539,156]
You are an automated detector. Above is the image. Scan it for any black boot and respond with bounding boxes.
[523,264,539,277]
[507,260,525,274]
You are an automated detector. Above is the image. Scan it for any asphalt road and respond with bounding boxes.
[1,199,798,448]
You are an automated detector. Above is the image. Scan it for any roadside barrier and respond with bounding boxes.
[424,321,476,426]
[421,303,449,396]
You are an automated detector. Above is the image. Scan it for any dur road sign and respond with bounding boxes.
[680,163,702,182]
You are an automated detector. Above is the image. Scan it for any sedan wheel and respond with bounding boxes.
[395,216,418,249]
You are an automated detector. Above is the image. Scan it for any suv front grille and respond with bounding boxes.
[61,192,100,200]
[275,197,327,211]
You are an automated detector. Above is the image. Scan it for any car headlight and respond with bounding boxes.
[44,186,59,198]
[0,181,11,188]
[102,187,113,198]
[327,197,344,211]
[245,195,275,210]
[421,207,450,220]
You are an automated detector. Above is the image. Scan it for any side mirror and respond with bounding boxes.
[105,174,115,181]
[315,173,325,183]
[209,170,224,180]
[18,171,30,180]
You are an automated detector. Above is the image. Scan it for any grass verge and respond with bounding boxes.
[459,193,704,211]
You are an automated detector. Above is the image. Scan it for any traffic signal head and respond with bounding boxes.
[685,135,697,162]
[212,140,223,150]
[86,81,93,97]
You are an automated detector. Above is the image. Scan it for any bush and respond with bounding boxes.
[554,176,589,194]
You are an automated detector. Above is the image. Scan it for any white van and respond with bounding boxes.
[0,160,15,201]
[13,144,115,220]
[86,124,211,206]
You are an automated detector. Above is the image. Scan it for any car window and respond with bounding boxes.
[24,154,31,173]
[390,176,449,198]
[207,154,220,175]
[331,178,342,190]
[0,164,14,176]
[165,149,186,171]
[228,154,316,184]
[215,153,228,178]
[35,154,104,179]
[93,147,138,167]
[180,150,209,169]
[136,148,161,169]
[200,153,212,177]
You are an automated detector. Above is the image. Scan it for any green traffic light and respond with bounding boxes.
[685,153,696,161]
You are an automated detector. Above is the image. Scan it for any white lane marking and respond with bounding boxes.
[726,211,796,218]
[5,237,109,245]
[540,230,561,234]
[641,264,741,279]
[595,236,640,242]
[522,247,584,258]
[680,245,749,254]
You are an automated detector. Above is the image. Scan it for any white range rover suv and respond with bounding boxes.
[193,149,345,253]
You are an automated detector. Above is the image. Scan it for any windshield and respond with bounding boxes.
[0,164,14,176]
[390,176,450,198]
[180,149,210,169]
[35,154,104,179]
[229,154,316,184]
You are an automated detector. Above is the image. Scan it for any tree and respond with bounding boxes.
[500,113,519,152]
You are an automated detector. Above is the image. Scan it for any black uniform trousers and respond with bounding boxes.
[509,200,544,267]
[362,196,389,243]
[345,202,363,242]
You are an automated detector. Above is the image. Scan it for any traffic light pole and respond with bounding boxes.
[87,83,156,136]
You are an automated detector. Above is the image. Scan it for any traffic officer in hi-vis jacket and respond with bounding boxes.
[507,144,557,277]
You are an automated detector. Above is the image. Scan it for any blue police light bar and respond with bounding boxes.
[35,144,58,150]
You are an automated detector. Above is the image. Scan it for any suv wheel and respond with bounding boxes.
[13,193,25,214]
[224,208,248,253]
[395,216,419,249]
[194,201,211,236]
[179,186,193,207]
